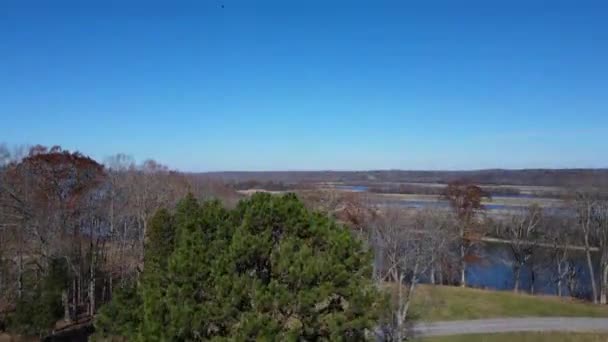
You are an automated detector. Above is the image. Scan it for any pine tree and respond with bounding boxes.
[96,193,382,340]
[7,258,68,337]
[165,197,233,340]
[93,283,141,341]
[139,207,177,341]
[226,193,381,340]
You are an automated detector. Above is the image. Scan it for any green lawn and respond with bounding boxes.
[416,332,608,342]
[404,284,608,322]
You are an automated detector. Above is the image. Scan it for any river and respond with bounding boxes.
[466,242,596,299]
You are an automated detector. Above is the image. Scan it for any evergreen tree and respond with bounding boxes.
[96,193,382,340]
[139,207,177,341]
[226,193,381,340]
[93,283,141,341]
[94,206,176,341]
[7,258,68,337]
[165,197,233,340]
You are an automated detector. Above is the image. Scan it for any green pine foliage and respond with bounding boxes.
[99,192,382,341]
[93,283,142,341]
[226,193,380,340]
[6,258,69,336]
[139,208,177,341]
[94,207,176,341]
[163,198,232,340]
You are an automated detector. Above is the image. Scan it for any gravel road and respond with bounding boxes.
[412,317,608,337]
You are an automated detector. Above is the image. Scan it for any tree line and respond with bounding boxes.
[1,144,608,340]
[0,145,387,340]
[203,169,608,187]
[0,145,234,336]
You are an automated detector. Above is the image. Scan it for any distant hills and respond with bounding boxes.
[201,169,608,187]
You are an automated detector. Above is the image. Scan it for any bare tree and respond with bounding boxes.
[442,181,490,287]
[595,200,608,304]
[299,189,377,237]
[0,145,106,320]
[573,190,599,303]
[97,156,191,286]
[545,215,579,297]
[414,208,456,285]
[127,160,190,252]
[371,208,434,341]
[0,145,213,328]
[495,205,542,293]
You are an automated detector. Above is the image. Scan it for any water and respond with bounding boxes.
[466,242,596,299]
[377,199,525,212]
[492,193,537,199]
[334,184,541,199]
[340,184,589,298]
[334,184,558,212]
[334,185,369,192]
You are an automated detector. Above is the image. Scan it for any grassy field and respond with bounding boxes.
[416,332,608,342]
[408,285,608,322]
[376,192,562,208]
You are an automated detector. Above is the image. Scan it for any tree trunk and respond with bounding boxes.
[89,251,96,316]
[557,261,563,297]
[460,242,466,287]
[530,269,536,295]
[142,218,148,251]
[109,276,113,301]
[568,268,577,298]
[62,290,71,322]
[460,224,467,287]
[396,273,404,342]
[110,195,115,234]
[584,232,598,303]
[430,265,436,285]
[513,265,521,293]
[601,263,608,305]
[17,250,23,299]
[396,262,419,341]
[101,278,107,304]
[72,277,78,313]
[77,272,82,307]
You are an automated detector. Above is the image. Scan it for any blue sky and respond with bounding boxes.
[1,1,607,171]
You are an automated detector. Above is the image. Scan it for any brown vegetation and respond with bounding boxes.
[0,145,238,334]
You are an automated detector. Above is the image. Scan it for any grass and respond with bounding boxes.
[416,332,608,342]
[373,192,562,208]
[405,284,608,322]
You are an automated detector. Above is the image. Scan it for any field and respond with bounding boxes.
[374,192,562,208]
[409,285,608,322]
[416,332,608,342]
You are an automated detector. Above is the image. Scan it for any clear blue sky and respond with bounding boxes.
[1,1,607,171]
